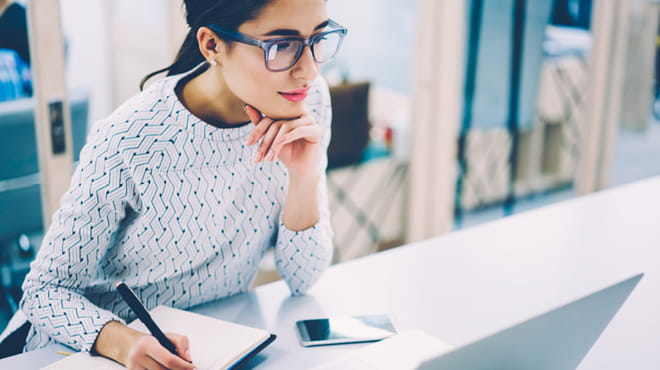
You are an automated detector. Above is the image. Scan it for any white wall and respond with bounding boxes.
[326,0,416,93]
[60,0,113,124]
[59,0,186,124]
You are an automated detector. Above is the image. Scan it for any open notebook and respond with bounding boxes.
[41,306,276,370]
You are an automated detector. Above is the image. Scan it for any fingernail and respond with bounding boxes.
[185,349,191,360]
[245,136,253,146]
[266,151,275,161]
[254,152,262,162]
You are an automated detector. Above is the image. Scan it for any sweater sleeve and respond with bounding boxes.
[275,77,334,295]
[20,120,137,352]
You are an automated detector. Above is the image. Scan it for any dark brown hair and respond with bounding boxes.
[140,0,272,90]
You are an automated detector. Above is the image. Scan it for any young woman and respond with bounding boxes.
[9,0,346,368]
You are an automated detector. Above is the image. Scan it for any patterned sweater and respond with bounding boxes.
[19,67,334,352]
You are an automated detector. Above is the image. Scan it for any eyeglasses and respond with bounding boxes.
[207,19,348,72]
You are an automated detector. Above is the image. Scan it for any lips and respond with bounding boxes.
[278,87,310,102]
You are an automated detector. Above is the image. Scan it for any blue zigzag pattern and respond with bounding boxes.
[20,69,333,352]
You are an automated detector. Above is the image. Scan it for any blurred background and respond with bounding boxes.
[1,0,659,332]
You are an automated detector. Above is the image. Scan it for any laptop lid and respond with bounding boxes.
[418,273,643,370]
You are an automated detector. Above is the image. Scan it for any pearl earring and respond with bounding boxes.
[209,59,217,66]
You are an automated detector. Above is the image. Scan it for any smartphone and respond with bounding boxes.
[295,314,398,347]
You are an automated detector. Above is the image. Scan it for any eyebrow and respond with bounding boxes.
[262,20,329,36]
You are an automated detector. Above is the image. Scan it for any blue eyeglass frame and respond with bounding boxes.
[206,19,348,72]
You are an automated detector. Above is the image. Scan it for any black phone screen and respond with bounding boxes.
[297,314,397,345]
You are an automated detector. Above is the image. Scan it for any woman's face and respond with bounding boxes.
[219,0,328,120]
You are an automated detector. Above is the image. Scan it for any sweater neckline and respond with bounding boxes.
[166,64,254,143]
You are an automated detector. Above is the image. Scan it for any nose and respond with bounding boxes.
[291,45,318,82]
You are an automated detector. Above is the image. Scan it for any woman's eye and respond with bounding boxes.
[275,42,296,52]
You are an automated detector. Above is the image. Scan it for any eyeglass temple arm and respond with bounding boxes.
[327,19,348,35]
[328,19,342,29]
[207,25,265,48]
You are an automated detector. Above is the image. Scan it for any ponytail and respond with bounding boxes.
[140,28,205,90]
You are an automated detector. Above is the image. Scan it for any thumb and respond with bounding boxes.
[244,104,262,125]
[167,333,192,362]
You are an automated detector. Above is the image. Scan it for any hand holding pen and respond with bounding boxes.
[115,282,196,370]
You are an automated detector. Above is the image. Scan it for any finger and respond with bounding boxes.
[273,120,321,144]
[167,333,192,363]
[243,104,262,125]
[245,116,274,146]
[267,121,298,160]
[271,113,314,144]
[257,122,282,162]
[272,125,322,159]
[147,338,196,370]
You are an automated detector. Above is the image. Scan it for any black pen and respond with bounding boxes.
[116,282,179,356]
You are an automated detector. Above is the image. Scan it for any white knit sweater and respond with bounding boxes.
[19,67,334,352]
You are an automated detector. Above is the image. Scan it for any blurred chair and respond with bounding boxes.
[0,89,89,313]
[327,81,371,170]
[325,81,408,261]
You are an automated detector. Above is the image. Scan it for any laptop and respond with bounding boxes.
[314,273,643,370]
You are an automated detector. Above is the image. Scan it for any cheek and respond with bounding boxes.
[222,52,305,119]
[223,55,272,102]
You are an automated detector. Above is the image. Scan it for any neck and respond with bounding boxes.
[179,66,250,126]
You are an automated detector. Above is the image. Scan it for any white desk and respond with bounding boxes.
[3,176,660,369]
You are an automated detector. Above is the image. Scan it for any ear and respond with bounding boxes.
[196,27,226,66]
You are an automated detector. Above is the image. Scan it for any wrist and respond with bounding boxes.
[94,321,146,365]
[283,171,321,231]
[288,170,321,187]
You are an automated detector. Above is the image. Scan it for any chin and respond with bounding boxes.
[264,104,306,121]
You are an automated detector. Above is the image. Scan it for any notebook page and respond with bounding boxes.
[42,306,270,370]
[132,306,270,369]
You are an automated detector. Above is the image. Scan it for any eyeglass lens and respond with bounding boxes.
[265,31,343,71]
